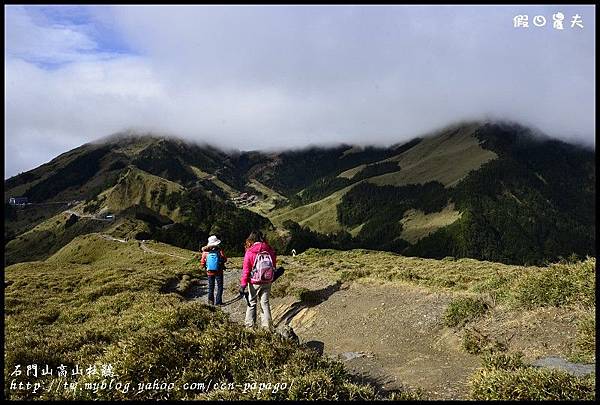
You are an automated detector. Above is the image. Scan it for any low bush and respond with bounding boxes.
[480,351,526,371]
[443,296,489,327]
[339,269,370,283]
[511,259,595,309]
[462,329,507,355]
[470,351,595,400]
[570,313,596,364]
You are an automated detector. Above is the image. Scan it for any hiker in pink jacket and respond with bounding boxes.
[239,230,277,330]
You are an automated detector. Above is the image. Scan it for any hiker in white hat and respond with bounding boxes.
[207,235,221,247]
[200,235,227,305]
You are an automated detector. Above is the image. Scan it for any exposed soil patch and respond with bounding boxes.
[281,280,481,399]
[470,306,586,362]
[217,272,481,399]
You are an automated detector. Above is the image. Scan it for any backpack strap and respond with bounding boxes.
[251,252,260,275]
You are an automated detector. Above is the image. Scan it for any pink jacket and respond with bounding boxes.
[240,242,277,288]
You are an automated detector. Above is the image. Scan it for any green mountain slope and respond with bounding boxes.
[275,122,594,265]
[5,235,595,400]
[4,121,595,266]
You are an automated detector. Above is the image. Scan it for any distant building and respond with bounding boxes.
[9,197,28,205]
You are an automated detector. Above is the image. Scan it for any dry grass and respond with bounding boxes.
[399,203,462,243]
[570,311,596,364]
[5,235,594,400]
[469,352,595,400]
[5,235,417,400]
[368,122,497,188]
[5,212,111,265]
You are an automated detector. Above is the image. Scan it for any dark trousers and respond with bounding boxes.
[207,273,224,305]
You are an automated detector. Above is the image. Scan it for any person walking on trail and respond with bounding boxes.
[239,231,277,330]
[201,235,227,306]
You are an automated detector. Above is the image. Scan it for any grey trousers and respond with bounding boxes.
[245,283,272,330]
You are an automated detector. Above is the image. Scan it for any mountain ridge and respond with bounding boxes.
[5,119,595,266]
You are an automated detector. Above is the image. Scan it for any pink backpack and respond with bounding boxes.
[250,251,274,284]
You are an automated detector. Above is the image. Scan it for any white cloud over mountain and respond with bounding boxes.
[5,5,595,177]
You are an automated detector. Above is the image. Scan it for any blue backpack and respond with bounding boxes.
[206,251,221,271]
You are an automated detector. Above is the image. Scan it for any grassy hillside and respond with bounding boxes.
[90,166,185,222]
[368,122,497,187]
[5,143,103,201]
[267,248,595,399]
[4,202,69,245]
[4,235,417,400]
[6,236,593,400]
[4,211,112,265]
[399,203,462,243]
[406,122,596,264]
[275,122,595,265]
[5,134,228,205]
[266,123,496,241]
[270,185,353,234]
[5,166,185,265]
[249,145,395,196]
[188,165,238,198]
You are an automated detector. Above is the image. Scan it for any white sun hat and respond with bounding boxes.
[207,235,221,247]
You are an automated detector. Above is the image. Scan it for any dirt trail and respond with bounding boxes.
[99,234,127,243]
[140,243,480,399]
[272,280,481,399]
[64,209,113,222]
[199,273,481,399]
[97,236,593,398]
[102,235,592,398]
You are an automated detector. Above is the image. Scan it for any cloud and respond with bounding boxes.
[5,6,117,65]
[4,5,596,178]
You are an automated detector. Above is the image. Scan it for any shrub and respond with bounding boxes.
[462,331,483,355]
[470,365,595,400]
[470,351,595,400]
[570,313,596,364]
[462,329,507,355]
[339,269,370,283]
[443,296,489,327]
[576,315,595,355]
[511,258,595,309]
[480,351,526,371]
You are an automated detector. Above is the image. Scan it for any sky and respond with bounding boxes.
[4,5,596,178]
